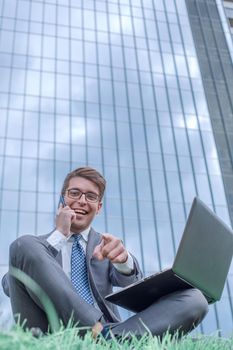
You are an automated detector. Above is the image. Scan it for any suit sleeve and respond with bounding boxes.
[109,253,143,287]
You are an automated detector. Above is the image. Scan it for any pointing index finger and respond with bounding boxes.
[101,233,113,242]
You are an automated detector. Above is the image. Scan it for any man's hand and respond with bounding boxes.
[55,205,76,236]
[93,233,128,263]
[92,321,103,338]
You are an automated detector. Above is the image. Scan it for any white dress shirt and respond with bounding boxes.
[47,227,134,279]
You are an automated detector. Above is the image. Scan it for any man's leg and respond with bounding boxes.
[110,288,208,338]
[8,273,49,332]
[9,235,103,331]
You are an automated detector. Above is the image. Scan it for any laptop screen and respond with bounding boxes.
[172,197,233,301]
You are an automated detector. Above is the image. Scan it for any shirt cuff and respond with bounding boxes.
[47,229,68,251]
[113,252,134,275]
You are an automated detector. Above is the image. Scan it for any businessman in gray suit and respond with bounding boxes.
[2,167,208,338]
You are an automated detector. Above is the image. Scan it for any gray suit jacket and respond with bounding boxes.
[2,228,143,323]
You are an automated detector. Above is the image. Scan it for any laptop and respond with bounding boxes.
[105,197,233,313]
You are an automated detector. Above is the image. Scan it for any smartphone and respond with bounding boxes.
[58,195,66,208]
[57,195,71,240]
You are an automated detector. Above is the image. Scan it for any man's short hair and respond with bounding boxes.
[61,167,106,201]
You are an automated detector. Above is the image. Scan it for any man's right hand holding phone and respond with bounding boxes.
[56,203,76,237]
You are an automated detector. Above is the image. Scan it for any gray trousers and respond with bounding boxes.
[6,235,208,337]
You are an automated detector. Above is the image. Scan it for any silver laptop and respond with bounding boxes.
[105,197,233,313]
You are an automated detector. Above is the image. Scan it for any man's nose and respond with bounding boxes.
[78,193,87,204]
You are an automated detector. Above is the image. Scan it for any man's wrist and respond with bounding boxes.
[47,229,69,250]
[56,227,70,237]
[113,252,134,274]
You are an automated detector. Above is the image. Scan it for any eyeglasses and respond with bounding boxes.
[66,188,100,203]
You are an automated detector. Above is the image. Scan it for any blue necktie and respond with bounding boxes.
[71,235,94,305]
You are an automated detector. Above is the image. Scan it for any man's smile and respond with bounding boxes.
[73,209,88,216]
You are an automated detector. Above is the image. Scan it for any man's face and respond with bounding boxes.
[64,176,102,233]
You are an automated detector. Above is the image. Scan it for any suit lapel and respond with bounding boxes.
[86,228,101,262]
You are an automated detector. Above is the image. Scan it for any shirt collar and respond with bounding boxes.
[70,227,90,243]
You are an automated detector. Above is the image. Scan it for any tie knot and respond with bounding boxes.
[73,234,82,242]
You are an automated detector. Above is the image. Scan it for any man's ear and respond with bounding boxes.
[96,201,102,215]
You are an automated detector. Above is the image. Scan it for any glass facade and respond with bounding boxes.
[0,0,232,335]
[223,0,233,37]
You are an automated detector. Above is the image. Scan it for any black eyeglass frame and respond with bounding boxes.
[65,188,100,203]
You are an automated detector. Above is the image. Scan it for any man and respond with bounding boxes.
[2,167,208,338]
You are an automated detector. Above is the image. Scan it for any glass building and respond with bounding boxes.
[223,0,233,37]
[0,0,233,336]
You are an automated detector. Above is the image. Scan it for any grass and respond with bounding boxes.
[0,326,232,350]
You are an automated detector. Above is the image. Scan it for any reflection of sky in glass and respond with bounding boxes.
[0,0,232,333]
[0,2,230,205]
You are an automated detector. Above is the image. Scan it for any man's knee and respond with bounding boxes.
[185,289,209,326]
[9,235,38,264]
